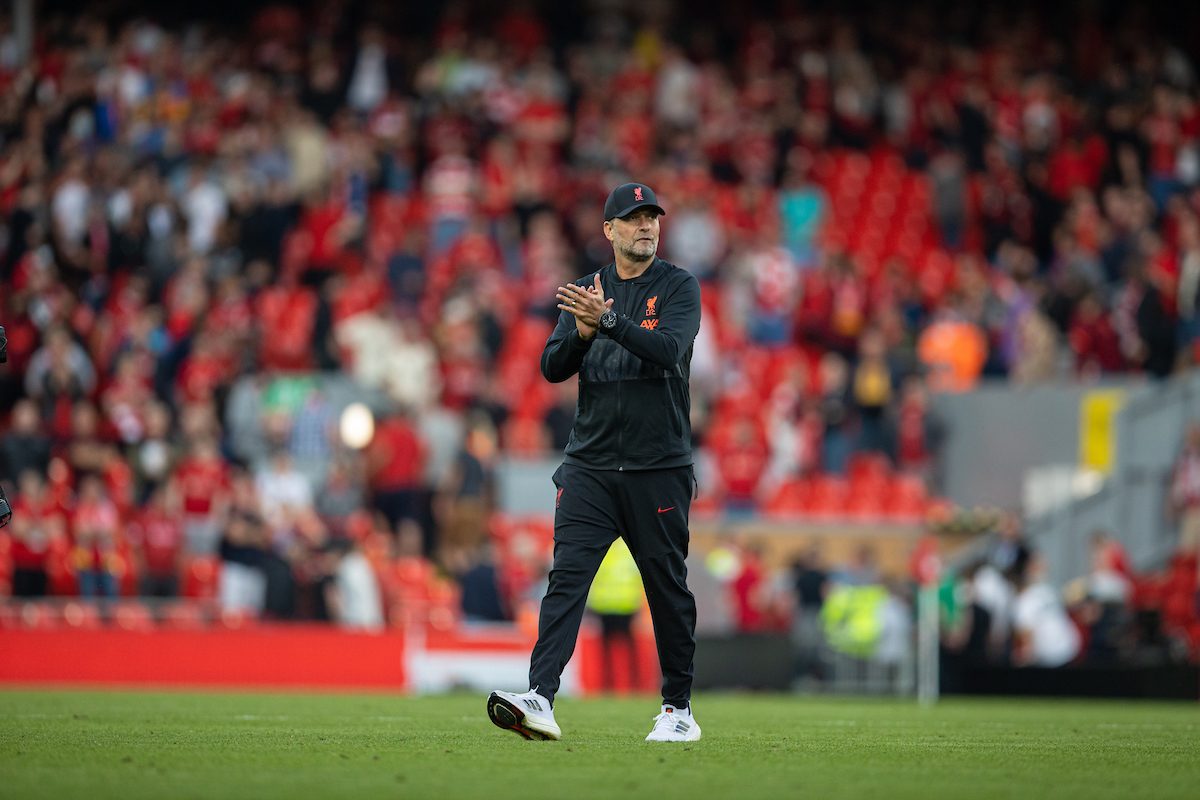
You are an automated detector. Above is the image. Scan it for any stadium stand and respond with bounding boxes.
[0,0,1198,683]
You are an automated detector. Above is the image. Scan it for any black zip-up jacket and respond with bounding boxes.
[541,257,701,471]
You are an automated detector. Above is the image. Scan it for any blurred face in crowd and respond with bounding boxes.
[604,208,659,264]
[18,469,43,500]
[72,402,98,438]
[79,474,103,503]
[12,400,39,434]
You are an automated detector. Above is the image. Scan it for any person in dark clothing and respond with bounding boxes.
[218,511,295,619]
[0,400,51,486]
[940,562,993,694]
[1133,275,1176,378]
[488,183,704,743]
[791,546,828,680]
[457,543,507,622]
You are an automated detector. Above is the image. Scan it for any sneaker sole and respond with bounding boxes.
[646,724,702,742]
[487,693,560,741]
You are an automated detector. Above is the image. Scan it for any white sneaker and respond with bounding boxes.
[645,703,701,742]
[487,690,562,741]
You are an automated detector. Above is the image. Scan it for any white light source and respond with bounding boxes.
[340,403,375,449]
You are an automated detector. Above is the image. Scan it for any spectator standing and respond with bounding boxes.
[732,542,771,633]
[457,542,508,623]
[366,411,427,530]
[586,537,644,691]
[1168,423,1200,552]
[1012,551,1082,668]
[851,328,893,453]
[8,471,62,597]
[436,414,497,563]
[71,473,121,599]
[791,546,828,679]
[170,437,232,556]
[127,486,184,597]
[1,399,51,486]
[25,327,96,426]
[255,449,315,551]
[324,538,385,630]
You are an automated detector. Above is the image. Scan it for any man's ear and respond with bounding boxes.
[603,220,614,242]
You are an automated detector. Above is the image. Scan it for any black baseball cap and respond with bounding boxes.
[604,183,666,221]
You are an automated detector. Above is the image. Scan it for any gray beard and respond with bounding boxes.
[615,239,656,263]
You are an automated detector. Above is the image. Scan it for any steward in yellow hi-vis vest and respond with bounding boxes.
[587,538,643,615]
[586,538,645,693]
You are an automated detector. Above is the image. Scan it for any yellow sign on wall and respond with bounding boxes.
[1079,390,1125,474]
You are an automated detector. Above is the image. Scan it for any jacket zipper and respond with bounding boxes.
[616,274,624,470]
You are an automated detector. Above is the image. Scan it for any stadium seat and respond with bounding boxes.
[764,479,812,517]
[60,601,102,629]
[885,474,929,522]
[219,607,257,629]
[113,601,155,632]
[160,602,208,630]
[808,475,850,519]
[0,601,58,630]
[847,452,892,486]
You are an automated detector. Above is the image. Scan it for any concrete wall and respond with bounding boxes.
[931,380,1155,510]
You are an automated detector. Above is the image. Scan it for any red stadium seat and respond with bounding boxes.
[764,480,812,517]
[113,601,155,632]
[0,601,58,630]
[886,474,929,522]
[808,475,850,520]
[847,452,892,486]
[60,601,102,629]
[160,602,208,630]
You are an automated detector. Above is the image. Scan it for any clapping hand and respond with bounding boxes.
[557,273,614,340]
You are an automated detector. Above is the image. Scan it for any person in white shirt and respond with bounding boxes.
[324,539,384,631]
[347,26,389,113]
[1012,552,1081,668]
[182,165,228,255]
[255,449,313,551]
[52,159,90,247]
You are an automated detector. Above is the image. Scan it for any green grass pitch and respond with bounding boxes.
[1,690,1197,799]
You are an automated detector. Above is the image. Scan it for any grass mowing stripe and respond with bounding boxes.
[0,691,1197,800]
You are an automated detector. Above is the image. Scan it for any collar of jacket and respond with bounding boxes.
[607,257,663,285]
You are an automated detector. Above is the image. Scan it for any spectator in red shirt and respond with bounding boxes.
[170,437,232,556]
[1168,423,1200,553]
[8,470,64,597]
[366,411,428,530]
[732,542,770,633]
[712,416,770,511]
[72,472,121,598]
[1068,292,1126,375]
[127,486,185,597]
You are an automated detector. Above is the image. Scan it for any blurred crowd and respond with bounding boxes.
[693,516,1200,684]
[2,0,1200,614]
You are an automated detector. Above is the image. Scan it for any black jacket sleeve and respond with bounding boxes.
[541,309,595,383]
[608,273,702,370]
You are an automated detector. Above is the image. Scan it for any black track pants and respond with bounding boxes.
[528,464,697,707]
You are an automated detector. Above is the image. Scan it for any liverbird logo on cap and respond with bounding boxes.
[634,186,644,201]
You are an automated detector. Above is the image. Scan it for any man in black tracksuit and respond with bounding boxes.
[487,183,704,742]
